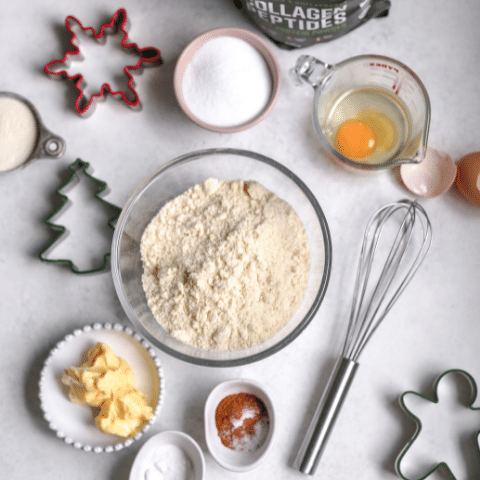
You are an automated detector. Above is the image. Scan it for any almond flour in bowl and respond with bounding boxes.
[112,148,331,366]
[140,178,310,351]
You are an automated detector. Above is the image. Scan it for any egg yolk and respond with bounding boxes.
[356,111,396,153]
[335,119,376,160]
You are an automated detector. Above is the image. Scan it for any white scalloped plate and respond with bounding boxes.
[39,323,165,453]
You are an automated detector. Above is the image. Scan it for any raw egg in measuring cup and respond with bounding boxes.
[327,88,408,165]
[335,119,376,160]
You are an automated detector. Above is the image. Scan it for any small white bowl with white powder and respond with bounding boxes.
[174,27,281,133]
[129,431,205,480]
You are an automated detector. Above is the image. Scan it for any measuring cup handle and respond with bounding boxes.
[36,128,66,160]
[290,55,332,88]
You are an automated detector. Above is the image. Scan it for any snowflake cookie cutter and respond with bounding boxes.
[39,159,122,275]
[44,8,162,117]
[396,369,480,480]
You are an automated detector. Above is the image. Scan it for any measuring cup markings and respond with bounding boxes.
[370,70,402,90]
[366,61,419,98]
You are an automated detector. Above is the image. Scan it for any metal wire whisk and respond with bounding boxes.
[295,200,432,476]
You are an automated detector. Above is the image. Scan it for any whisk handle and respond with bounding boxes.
[295,356,359,475]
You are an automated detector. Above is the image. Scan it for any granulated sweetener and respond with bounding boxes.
[140,178,310,351]
[181,37,272,128]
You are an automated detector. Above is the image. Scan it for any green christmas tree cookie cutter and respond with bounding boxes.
[396,369,480,480]
[39,158,122,274]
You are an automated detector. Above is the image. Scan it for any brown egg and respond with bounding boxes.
[456,152,480,207]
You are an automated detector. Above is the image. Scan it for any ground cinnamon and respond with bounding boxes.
[215,392,269,452]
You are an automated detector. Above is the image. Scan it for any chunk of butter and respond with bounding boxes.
[62,342,153,437]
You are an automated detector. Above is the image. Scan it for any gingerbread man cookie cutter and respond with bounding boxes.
[44,8,162,117]
[396,369,480,480]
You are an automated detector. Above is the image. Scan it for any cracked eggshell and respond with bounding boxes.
[400,148,457,198]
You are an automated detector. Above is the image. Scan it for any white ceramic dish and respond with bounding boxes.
[204,378,277,472]
[38,322,164,453]
[129,430,205,480]
[400,147,457,198]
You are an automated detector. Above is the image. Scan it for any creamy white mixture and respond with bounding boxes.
[140,178,310,351]
[0,96,38,171]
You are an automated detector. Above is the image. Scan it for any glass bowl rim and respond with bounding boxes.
[112,147,332,367]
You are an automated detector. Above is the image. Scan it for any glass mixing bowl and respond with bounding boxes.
[112,148,332,367]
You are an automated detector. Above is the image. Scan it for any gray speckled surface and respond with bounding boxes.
[1,1,480,479]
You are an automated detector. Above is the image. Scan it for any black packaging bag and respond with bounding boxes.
[235,0,391,49]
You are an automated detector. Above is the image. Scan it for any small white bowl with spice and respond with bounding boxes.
[204,378,277,472]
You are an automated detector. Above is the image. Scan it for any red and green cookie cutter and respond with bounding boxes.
[44,8,162,117]
[39,159,122,275]
[396,369,480,480]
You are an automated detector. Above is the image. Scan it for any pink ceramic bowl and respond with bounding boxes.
[173,27,282,133]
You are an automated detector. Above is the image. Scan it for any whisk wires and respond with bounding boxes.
[342,200,432,361]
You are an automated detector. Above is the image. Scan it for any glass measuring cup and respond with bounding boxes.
[291,54,431,171]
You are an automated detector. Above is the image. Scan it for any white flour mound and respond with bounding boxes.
[140,178,310,351]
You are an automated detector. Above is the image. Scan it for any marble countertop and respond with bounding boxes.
[1,1,479,479]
